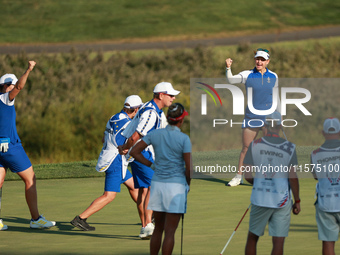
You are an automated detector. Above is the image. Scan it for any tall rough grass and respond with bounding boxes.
[0,39,339,163]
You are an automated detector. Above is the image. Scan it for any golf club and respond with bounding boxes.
[181,214,184,255]
[220,203,251,255]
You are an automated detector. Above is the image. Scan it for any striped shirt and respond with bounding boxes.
[136,99,163,137]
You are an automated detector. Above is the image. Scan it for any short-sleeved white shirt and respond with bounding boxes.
[142,125,191,184]
[136,100,163,137]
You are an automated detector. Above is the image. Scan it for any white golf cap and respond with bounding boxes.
[254,50,270,60]
[323,117,340,134]
[124,95,143,109]
[265,111,281,126]
[153,82,180,96]
[0,74,18,85]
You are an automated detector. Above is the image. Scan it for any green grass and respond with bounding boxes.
[0,0,339,44]
[1,177,323,254]
[1,148,324,254]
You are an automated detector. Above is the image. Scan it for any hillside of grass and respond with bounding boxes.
[0,37,339,164]
[1,0,339,44]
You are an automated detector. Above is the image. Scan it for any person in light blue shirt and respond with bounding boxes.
[130,103,191,255]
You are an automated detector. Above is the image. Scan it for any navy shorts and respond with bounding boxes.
[0,143,32,173]
[130,150,154,189]
[104,155,133,192]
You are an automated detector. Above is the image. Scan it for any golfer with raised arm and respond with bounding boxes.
[244,111,300,255]
[130,103,191,255]
[0,61,55,230]
[310,117,340,255]
[226,48,280,186]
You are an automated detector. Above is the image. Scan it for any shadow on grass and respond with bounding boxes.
[2,217,142,240]
[289,223,318,232]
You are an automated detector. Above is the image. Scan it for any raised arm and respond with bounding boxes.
[225,58,243,84]
[9,61,36,101]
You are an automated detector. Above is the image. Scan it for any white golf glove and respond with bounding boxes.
[0,142,9,153]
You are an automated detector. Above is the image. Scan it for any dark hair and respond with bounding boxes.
[257,48,269,53]
[153,93,161,99]
[167,103,186,125]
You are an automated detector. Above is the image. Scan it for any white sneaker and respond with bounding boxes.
[30,215,56,229]
[144,223,154,239]
[228,175,242,187]
[0,219,8,231]
[139,223,154,239]
[139,227,147,239]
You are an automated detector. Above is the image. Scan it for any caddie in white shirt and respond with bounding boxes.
[244,111,301,255]
[311,117,340,255]
[119,82,180,239]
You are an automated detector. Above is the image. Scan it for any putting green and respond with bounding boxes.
[0,177,327,254]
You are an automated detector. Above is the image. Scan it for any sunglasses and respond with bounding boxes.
[257,48,269,53]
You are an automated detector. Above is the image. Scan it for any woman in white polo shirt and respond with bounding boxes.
[130,103,191,255]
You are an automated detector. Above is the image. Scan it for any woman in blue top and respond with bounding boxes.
[0,61,55,230]
[130,103,191,255]
[225,48,280,186]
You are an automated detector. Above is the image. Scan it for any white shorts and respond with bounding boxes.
[147,181,188,214]
[315,203,340,241]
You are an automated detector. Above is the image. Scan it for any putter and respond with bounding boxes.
[220,204,251,255]
[181,214,184,255]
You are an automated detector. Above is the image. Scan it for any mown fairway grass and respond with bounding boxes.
[0,178,322,254]
[1,148,330,254]
[1,0,339,44]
